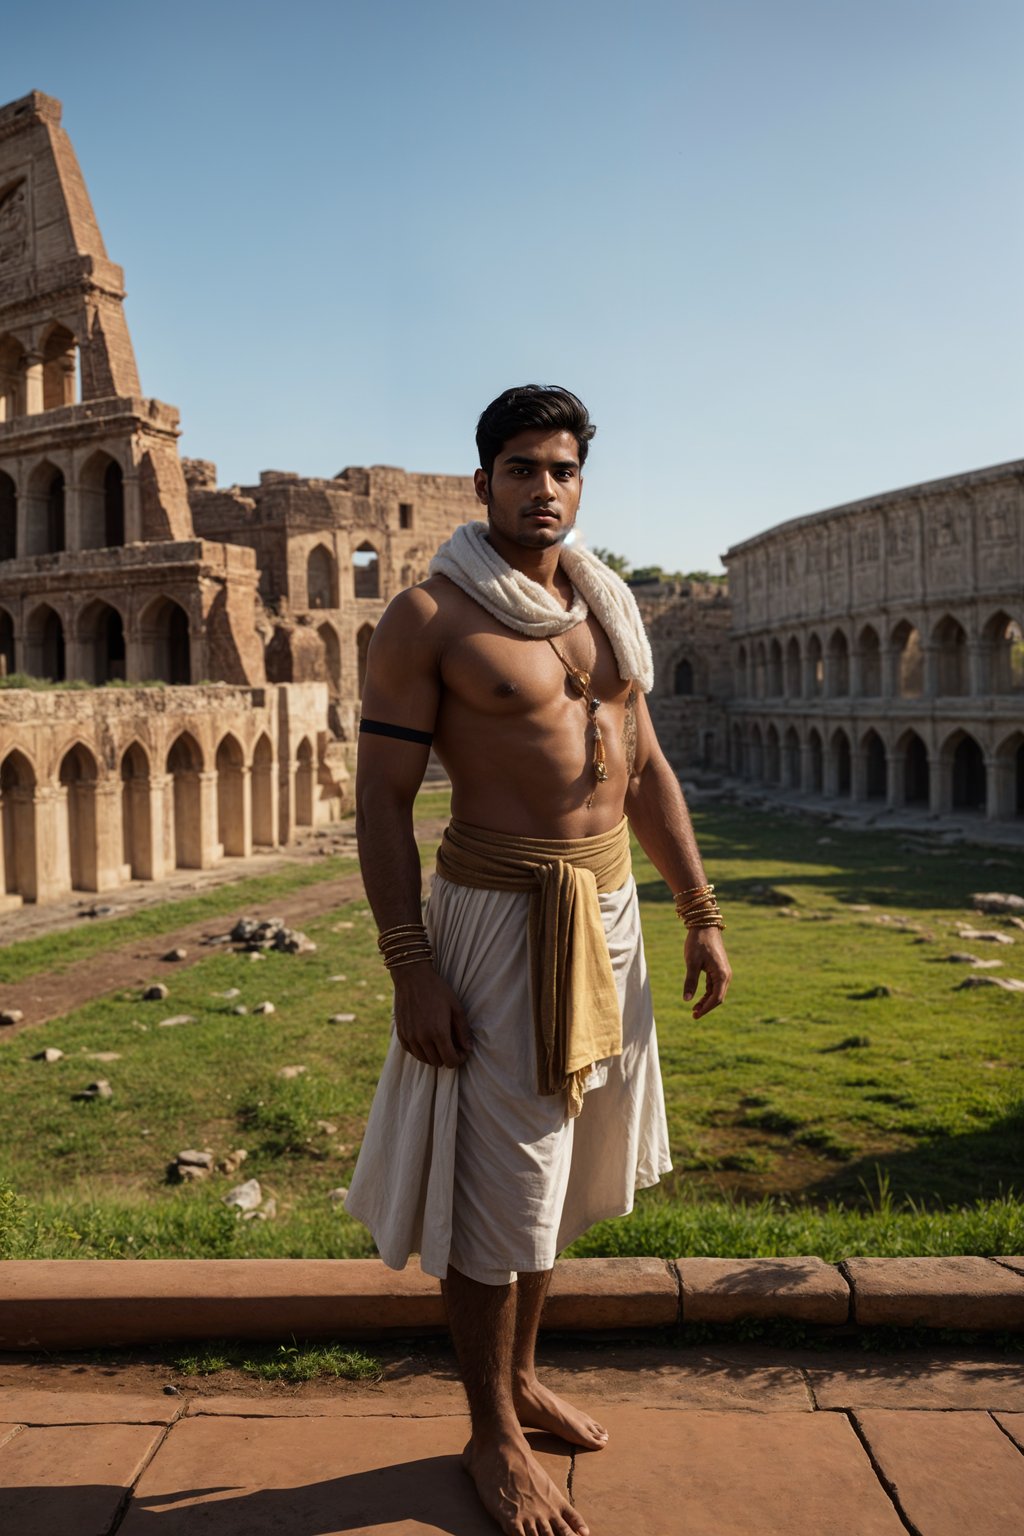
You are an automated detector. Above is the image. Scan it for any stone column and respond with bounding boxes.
[237,766,253,858]
[93,781,125,890]
[930,747,950,816]
[63,476,82,552]
[123,466,141,544]
[849,646,863,699]
[922,642,939,700]
[148,772,170,881]
[984,753,1003,821]
[967,641,986,698]
[197,769,219,868]
[60,354,77,408]
[23,354,44,415]
[35,784,70,901]
[885,750,902,809]
[851,747,868,803]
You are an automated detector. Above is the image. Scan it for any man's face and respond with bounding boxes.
[474,428,583,550]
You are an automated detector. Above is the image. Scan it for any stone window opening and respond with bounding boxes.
[0,333,25,421]
[1,749,37,901]
[807,729,824,794]
[252,733,274,847]
[863,729,887,799]
[858,625,882,696]
[807,633,824,697]
[295,737,315,827]
[215,733,247,857]
[753,641,767,699]
[783,727,800,789]
[933,615,968,696]
[767,640,783,697]
[749,724,764,781]
[785,637,801,698]
[892,621,924,699]
[59,743,99,891]
[78,599,126,685]
[25,603,65,681]
[0,471,16,561]
[399,503,414,530]
[673,657,694,695]
[831,728,852,796]
[765,724,781,784]
[26,461,65,555]
[80,452,125,548]
[949,731,986,811]
[139,596,191,685]
[317,621,341,695]
[983,611,1024,693]
[735,645,748,696]
[0,607,14,676]
[41,324,77,411]
[901,731,929,805]
[166,732,204,869]
[827,630,850,697]
[307,543,337,609]
[120,742,152,881]
[353,541,380,599]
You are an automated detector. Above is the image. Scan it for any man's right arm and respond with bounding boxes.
[355,586,471,1070]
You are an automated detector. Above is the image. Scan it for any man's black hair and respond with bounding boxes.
[475,385,596,478]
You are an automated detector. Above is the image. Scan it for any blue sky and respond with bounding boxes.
[4,0,1022,573]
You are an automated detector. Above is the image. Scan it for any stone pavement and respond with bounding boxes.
[2,1342,1023,1535]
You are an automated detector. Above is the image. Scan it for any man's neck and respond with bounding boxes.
[484,525,575,606]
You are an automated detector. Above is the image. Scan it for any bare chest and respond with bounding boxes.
[440,614,630,718]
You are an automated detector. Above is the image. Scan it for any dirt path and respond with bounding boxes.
[0,815,449,1038]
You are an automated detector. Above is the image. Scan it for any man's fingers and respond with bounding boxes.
[692,967,730,1019]
[683,958,701,1002]
[452,1004,473,1057]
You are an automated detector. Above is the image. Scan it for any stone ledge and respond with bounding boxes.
[677,1257,850,1324]
[0,1256,1020,1350]
[844,1256,1024,1329]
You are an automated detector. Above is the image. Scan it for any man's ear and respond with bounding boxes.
[473,468,489,507]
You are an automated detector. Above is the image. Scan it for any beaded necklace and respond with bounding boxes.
[546,637,608,807]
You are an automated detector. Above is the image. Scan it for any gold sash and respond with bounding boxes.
[434,818,632,1116]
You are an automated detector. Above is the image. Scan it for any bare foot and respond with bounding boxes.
[514,1375,609,1451]
[463,1427,589,1536]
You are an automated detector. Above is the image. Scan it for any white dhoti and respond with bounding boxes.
[344,872,672,1284]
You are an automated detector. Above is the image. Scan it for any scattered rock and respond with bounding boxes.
[246,951,265,963]
[218,1149,248,1175]
[939,953,1004,968]
[79,903,115,919]
[177,1149,215,1168]
[85,1051,122,1062]
[329,974,347,982]
[970,891,1024,915]
[277,1064,307,1079]
[316,1120,338,1136]
[232,1005,248,1015]
[163,1385,181,1396]
[72,1079,113,1102]
[217,988,241,999]
[168,1148,215,1183]
[956,976,1024,993]
[846,903,872,913]
[260,1197,277,1219]
[158,1014,196,1028]
[272,927,316,954]
[242,1208,267,1221]
[329,1013,357,1024]
[956,926,1014,945]
[1009,917,1024,932]
[328,1186,349,1207]
[163,948,188,962]
[0,1009,25,1027]
[143,984,169,1002]
[224,1177,262,1212]
[253,1001,275,1015]
[848,985,893,1000]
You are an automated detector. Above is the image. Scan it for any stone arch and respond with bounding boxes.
[77,598,126,685]
[40,322,76,411]
[357,622,374,696]
[897,728,929,805]
[79,450,125,549]
[25,602,65,681]
[295,736,315,827]
[857,624,882,696]
[807,632,824,697]
[0,469,16,561]
[783,726,800,789]
[317,621,341,694]
[992,730,1024,820]
[862,728,887,800]
[139,596,191,684]
[0,749,37,901]
[353,541,380,599]
[753,640,766,699]
[982,610,1024,693]
[673,657,694,695]
[764,723,781,785]
[827,628,850,697]
[166,732,204,869]
[0,332,25,421]
[933,614,969,696]
[120,741,152,880]
[767,639,783,698]
[785,636,801,698]
[215,733,247,857]
[830,727,852,797]
[749,723,764,781]
[943,728,986,812]
[307,543,337,609]
[0,605,14,677]
[26,459,65,555]
[807,727,824,794]
[59,742,99,891]
[891,620,924,699]
[252,732,275,847]
[735,645,748,696]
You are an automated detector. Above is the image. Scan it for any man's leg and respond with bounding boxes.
[511,1270,608,1451]
[442,1264,589,1536]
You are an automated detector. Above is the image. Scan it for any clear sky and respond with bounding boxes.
[4,0,1022,573]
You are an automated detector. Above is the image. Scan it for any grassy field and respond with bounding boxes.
[1,795,1022,1260]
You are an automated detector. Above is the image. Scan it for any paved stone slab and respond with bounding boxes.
[0,1389,182,1424]
[677,1256,849,1323]
[808,1355,1024,1410]
[545,1257,678,1328]
[854,1410,1024,1535]
[0,1422,165,1535]
[845,1256,1024,1328]
[122,1412,571,1534]
[993,1412,1024,1452]
[0,1423,23,1450]
[571,1407,906,1535]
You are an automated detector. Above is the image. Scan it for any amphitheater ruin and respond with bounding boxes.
[1,90,1021,910]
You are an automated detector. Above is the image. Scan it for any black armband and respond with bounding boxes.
[359,718,434,746]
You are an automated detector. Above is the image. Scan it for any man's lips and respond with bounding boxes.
[524,509,559,521]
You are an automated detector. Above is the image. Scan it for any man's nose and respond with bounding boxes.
[532,473,557,503]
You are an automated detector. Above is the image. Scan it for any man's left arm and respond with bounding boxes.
[624,692,732,1019]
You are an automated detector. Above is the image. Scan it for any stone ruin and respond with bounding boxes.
[0,92,477,907]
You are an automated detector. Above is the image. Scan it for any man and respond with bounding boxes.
[346,385,731,1536]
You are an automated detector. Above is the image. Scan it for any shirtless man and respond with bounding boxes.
[351,385,731,1536]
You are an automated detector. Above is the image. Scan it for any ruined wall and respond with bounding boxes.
[633,580,733,770]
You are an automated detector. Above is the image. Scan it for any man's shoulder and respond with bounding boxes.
[378,574,477,643]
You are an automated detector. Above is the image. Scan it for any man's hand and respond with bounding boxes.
[683,927,732,1020]
[392,964,472,1069]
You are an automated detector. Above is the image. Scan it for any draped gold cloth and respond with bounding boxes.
[435,818,632,1116]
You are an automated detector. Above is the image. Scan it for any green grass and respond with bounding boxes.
[171,1340,382,1381]
[1,798,1021,1260]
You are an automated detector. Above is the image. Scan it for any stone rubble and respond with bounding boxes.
[158,1014,196,1028]
[0,1009,25,1026]
[956,926,1014,945]
[970,891,1024,915]
[163,948,188,962]
[956,976,1024,993]
[142,984,169,1002]
[253,1001,276,1015]
[32,1047,64,1062]
[223,1178,263,1212]
[72,1079,113,1101]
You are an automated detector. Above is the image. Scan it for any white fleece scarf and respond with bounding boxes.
[429,521,654,692]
